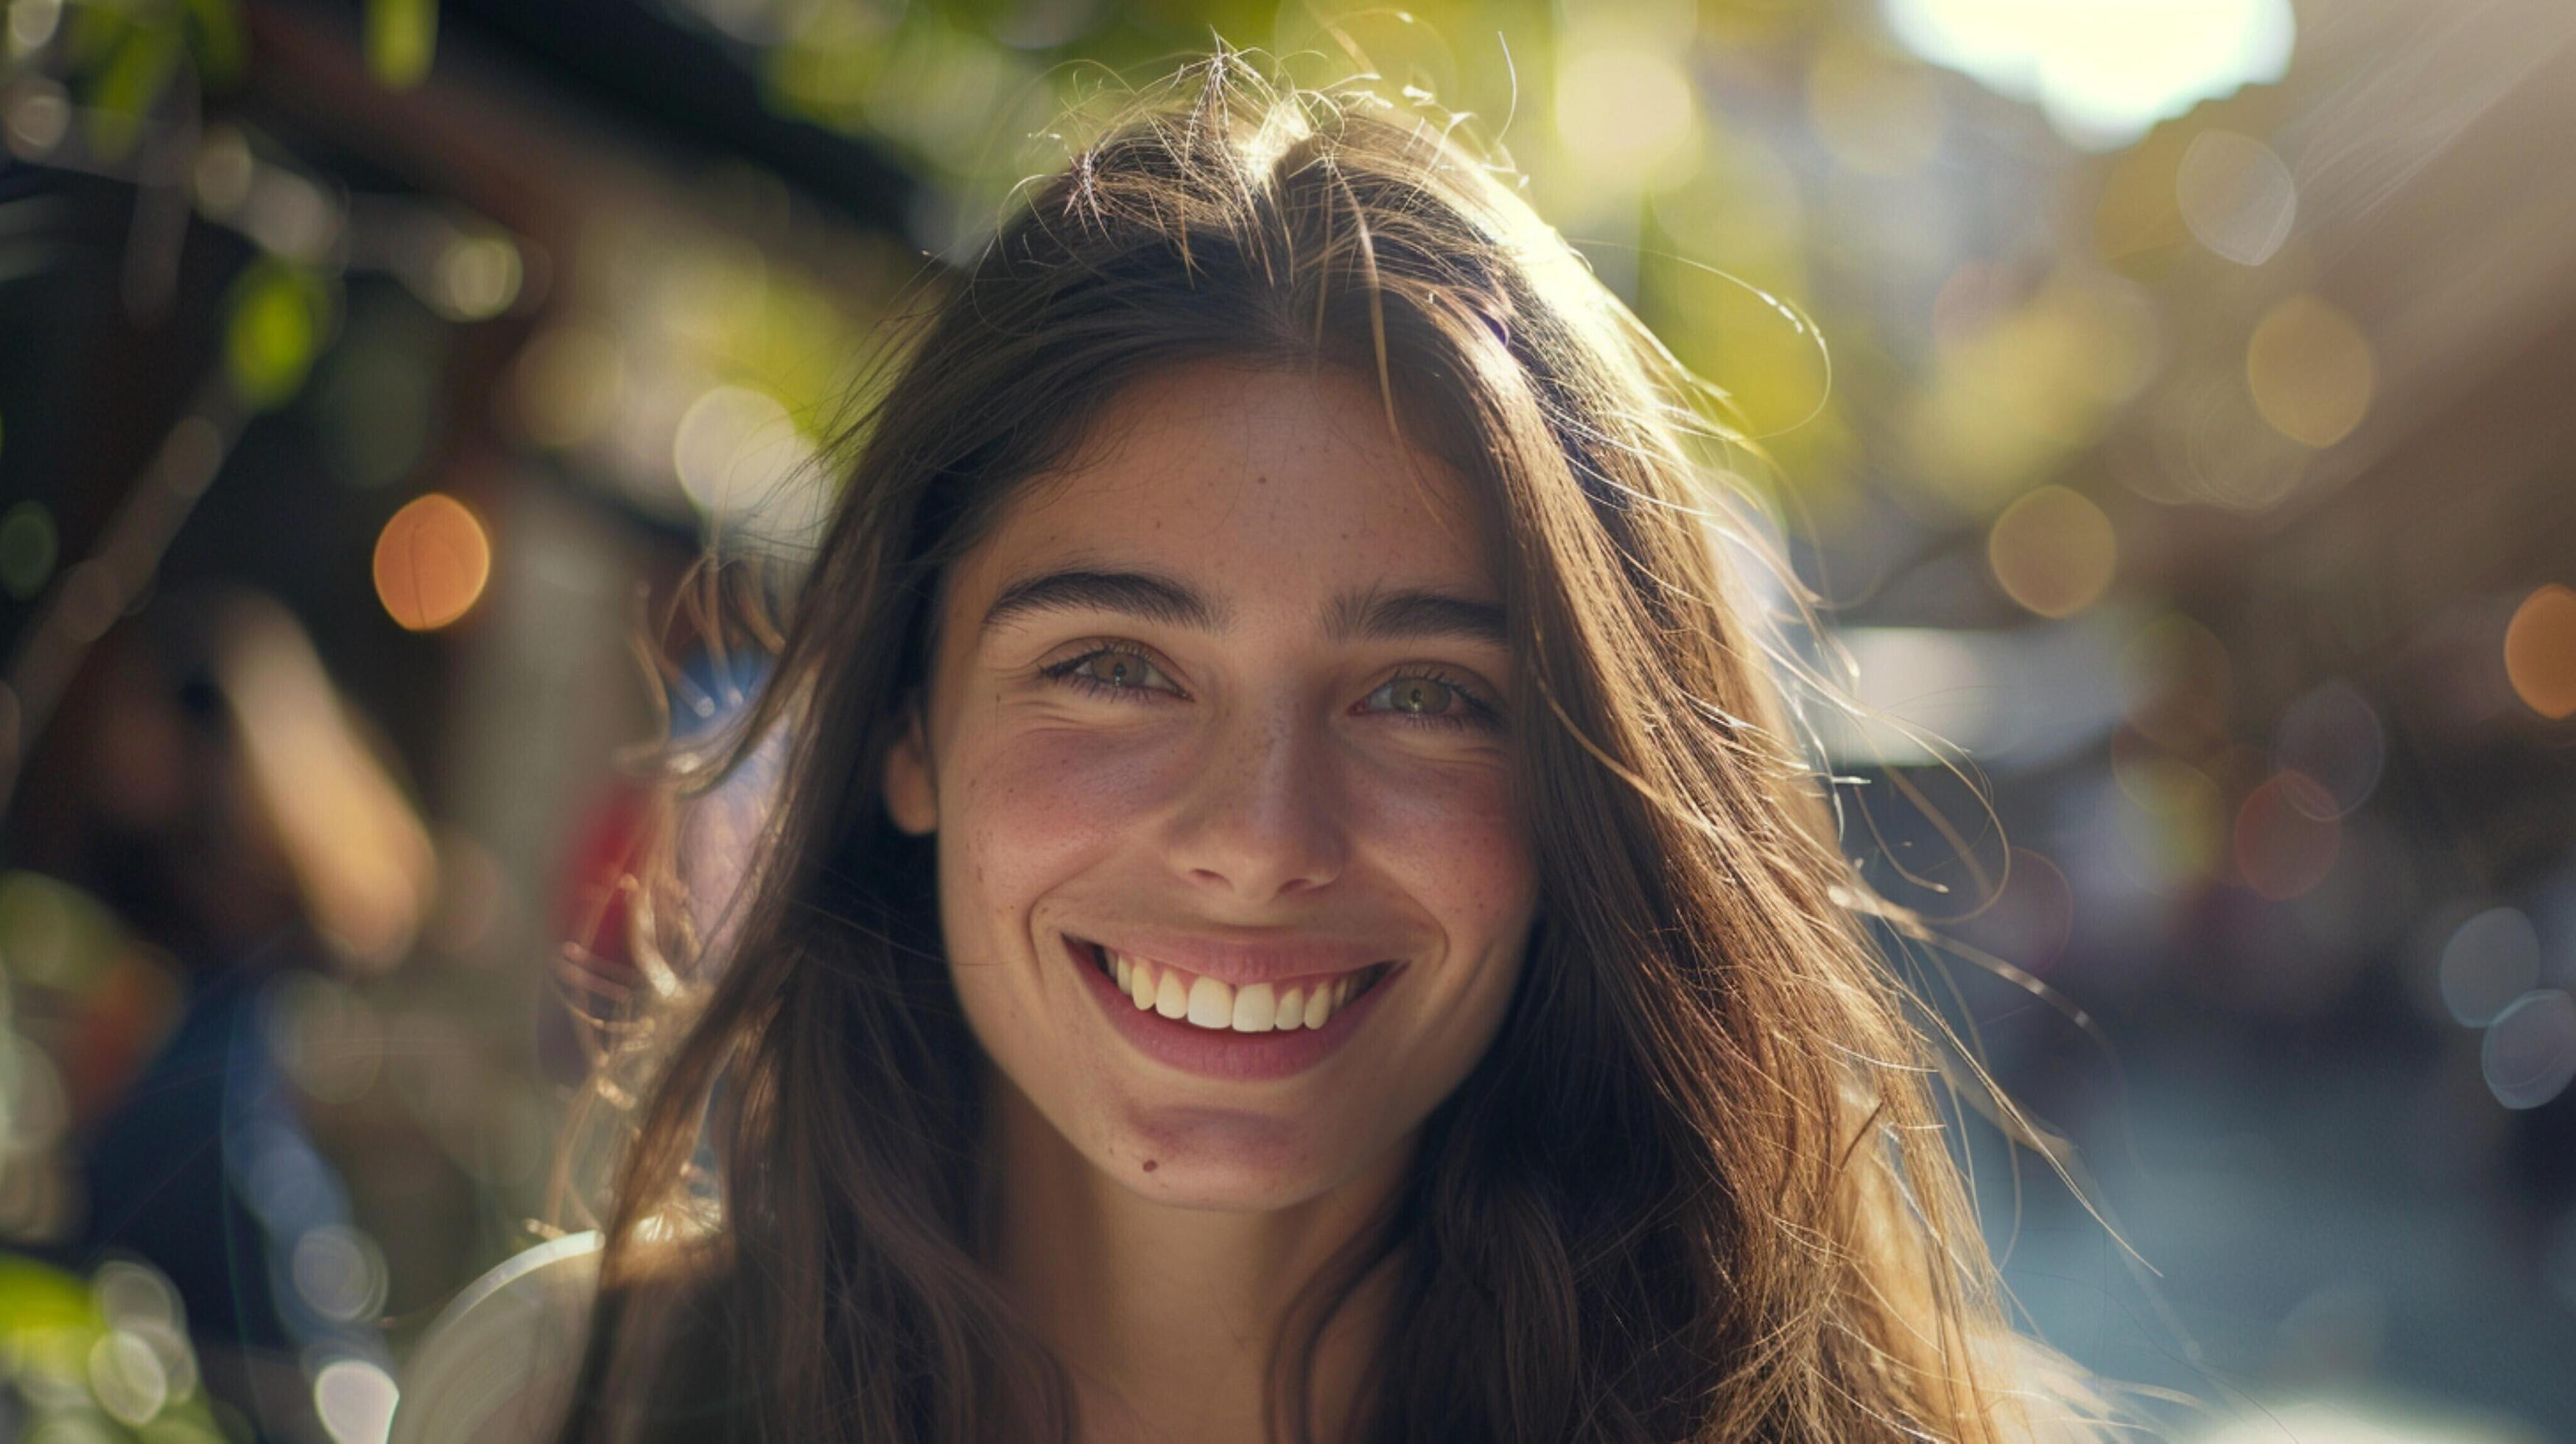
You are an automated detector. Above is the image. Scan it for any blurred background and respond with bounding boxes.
[1,0,2572,1439]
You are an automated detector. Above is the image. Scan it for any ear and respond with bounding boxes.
[881,692,938,836]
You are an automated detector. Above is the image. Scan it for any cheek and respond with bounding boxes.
[1347,757,1538,1084]
[936,723,1167,964]
[1347,751,1537,930]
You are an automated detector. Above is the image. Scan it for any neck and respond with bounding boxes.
[985,1076,1410,1444]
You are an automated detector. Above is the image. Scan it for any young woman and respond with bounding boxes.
[392,50,2118,1444]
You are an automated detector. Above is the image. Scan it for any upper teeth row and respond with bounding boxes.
[1106,947,1363,1033]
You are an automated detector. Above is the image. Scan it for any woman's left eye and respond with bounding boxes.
[1039,645,1501,734]
[1361,672,1501,733]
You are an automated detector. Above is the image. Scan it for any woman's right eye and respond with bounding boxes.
[1040,645,1183,700]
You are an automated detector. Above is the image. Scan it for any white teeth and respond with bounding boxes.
[1098,942,1379,1034]
[1186,974,1234,1028]
[1154,968,1190,1020]
[1232,983,1276,1032]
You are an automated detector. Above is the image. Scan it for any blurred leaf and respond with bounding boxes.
[64,4,132,69]
[0,502,57,600]
[366,0,438,89]
[0,1252,96,1331]
[85,21,182,163]
[183,0,251,91]
[225,259,337,410]
[762,1,896,133]
[0,1252,230,1440]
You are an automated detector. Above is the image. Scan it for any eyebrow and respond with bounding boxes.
[979,567,1507,648]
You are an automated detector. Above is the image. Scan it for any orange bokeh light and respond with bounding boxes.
[2504,583,2576,720]
[373,493,491,631]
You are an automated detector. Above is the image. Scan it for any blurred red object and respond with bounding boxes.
[542,778,653,1084]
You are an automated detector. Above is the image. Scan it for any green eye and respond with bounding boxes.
[1080,654,1153,687]
[1364,673,1500,733]
[1042,646,1500,735]
[1042,644,1182,699]
[1380,678,1456,715]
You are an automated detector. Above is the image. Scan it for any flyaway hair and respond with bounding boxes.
[548,47,2134,1443]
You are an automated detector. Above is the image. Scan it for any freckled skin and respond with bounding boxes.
[881,364,1543,1213]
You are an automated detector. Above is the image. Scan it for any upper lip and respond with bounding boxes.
[1069,928,1399,986]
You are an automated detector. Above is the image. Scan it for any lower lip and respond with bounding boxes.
[1065,934,1399,1083]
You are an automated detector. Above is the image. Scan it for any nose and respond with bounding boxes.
[1166,701,1348,902]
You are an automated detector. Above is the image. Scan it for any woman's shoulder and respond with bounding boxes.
[389,1230,603,1444]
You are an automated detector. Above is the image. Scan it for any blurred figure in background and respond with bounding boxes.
[5,586,434,1441]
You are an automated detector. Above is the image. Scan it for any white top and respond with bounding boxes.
[388,1231,603,1444]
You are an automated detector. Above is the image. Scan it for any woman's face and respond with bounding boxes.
[882,363,1542,1210]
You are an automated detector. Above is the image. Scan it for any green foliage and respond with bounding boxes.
[224,259,338,411]
[365,0,438,89]
[83,15,181,161]
[0,502,57,601]
[180,0,249,91]
[0,1253,228,1441]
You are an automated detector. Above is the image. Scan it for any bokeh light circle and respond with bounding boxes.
[2233,771,2340,900]
[2176,130,2297,265]
[86,1330,168,1426]
[290,1224,390,1324]
[93,1260,182,1330]
[1555,45,1699,185]
[2247,294,2373,448]
[373,492,491,631]
[312,1357,400,1444]
[2482,989,2576,1110]
[2503,583,2576,719]
[1987,484,2117,618]
[2270,679,2384,818]
[2438,906,2541,1026]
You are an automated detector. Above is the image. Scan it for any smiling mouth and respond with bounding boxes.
[1073,938,1395,1034]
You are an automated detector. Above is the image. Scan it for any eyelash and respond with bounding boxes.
[1038,641,1503,734]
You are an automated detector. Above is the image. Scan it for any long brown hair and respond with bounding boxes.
[552,49,2121,1443]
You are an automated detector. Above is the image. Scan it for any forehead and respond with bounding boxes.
[948,365,1498,625]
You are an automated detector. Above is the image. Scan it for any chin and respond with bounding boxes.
[1095,1101,1364,1211]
